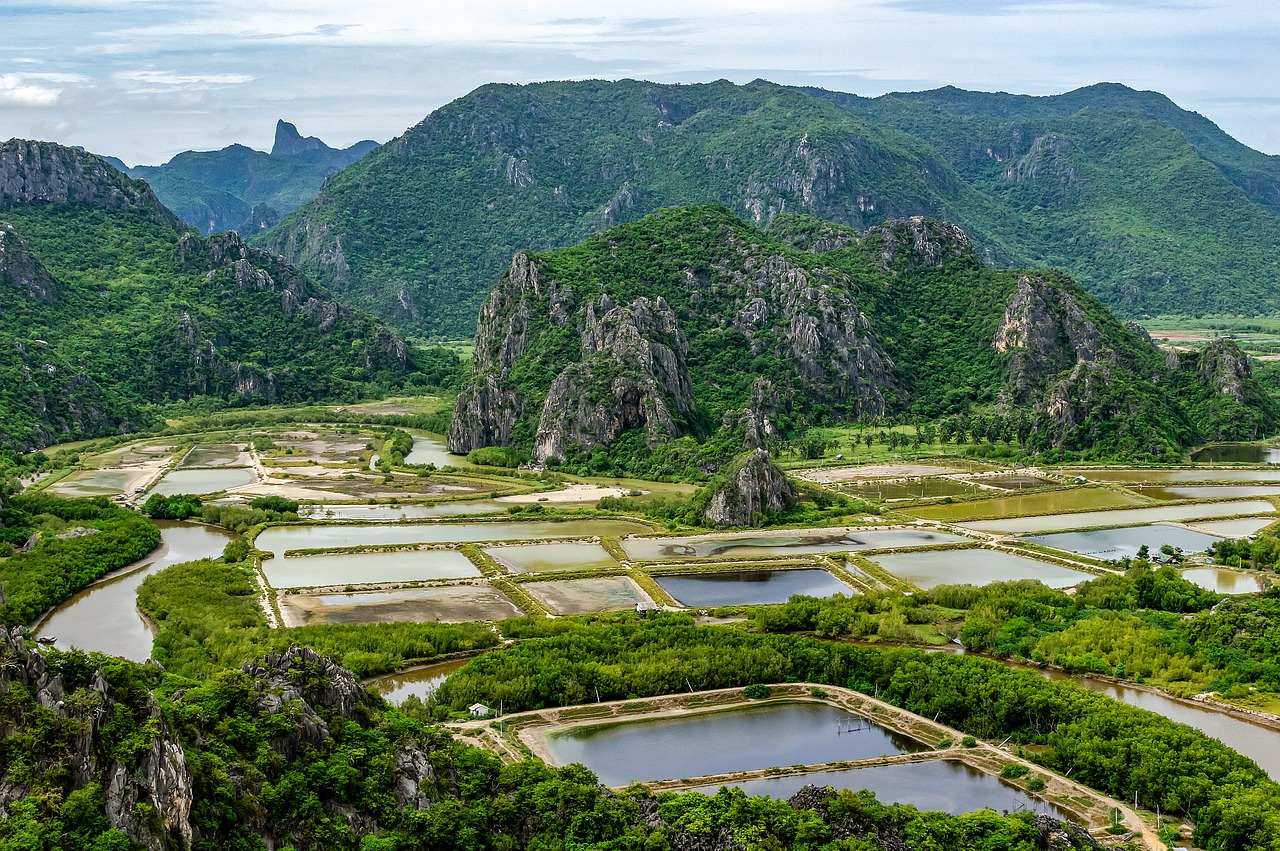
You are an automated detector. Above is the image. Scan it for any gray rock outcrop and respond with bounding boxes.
[0,221,58,302]
[702,449,797,526]
[995,275,1105,401]
[865,216,973,271]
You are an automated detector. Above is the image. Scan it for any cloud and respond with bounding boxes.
[113,70,254,92]
[0,73,63,105]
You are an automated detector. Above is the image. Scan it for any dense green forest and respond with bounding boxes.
[0,633,1110,851]
[0,140,445,461]
[259,79,1280,335]
[449,205,1272,470]
[438,615,1280,849]
[0,494,160,626]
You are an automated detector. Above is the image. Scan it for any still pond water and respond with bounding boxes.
[871,550,1094,590]
[1025,525,1222,560]
[542,703,922,786]
[654,569,852,607]
[693,759,1072,819]
[960,500,1275,535]
[622,529,966,561]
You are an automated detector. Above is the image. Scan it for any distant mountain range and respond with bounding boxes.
[241,79,1280,336]
[0,140,424,457]
[122,121,378,236]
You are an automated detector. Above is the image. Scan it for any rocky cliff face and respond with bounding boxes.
[995,275,1106,401]
[0,222,58,302]
[865,216,974,271]
[0,628,191,851]
[1196,338,1253,404]
[0,637,442,851]
[702,449,797,526]
[449,211,898,463]
[0,139,180,227]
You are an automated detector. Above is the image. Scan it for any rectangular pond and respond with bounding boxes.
[1064,468,1280,484]
[179,444,246,468]
[654,569,853,607]
[256,519,650,561]
[300,501,504,521]
[690,759,1073,820]
[841,479,980,501]
[1178,568,1264,595]
[1191,444,1280,464]
[982,475,1057,490]
[621,528,967,562]
[525,577,652,614]
[263,548,482,588]
[152,468,255,496]
[486,542,619,574]
[279,584,522,625]
[958,500,1276,535]
[541,702,923,786]
[1026,525,1222,561]
[1188,516,1275,537]
[871,550,1095,590]
[910,489,1143,523]
[1126,485,1280,502]
[46,469,135,497]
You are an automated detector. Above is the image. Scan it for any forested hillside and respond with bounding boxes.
[259,79,1280,335]
[448,206,1273,471]
[0,140,432,460]
[128,120,378,235]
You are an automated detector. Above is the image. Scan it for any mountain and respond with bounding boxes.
[0,139,426,458]
[258,79,1280,336]
[126,121,378,236]
[447,206,1272,469]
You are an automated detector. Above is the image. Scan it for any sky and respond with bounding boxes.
[1,0,1277,165]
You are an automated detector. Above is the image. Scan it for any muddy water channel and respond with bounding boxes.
[694,759,1072,819]
[39,522,233,660]
[1038,671,1280,781]
[621,528,966,561]
[542,703,923,786]
[368,658,470,704]
[1178,568,1265,594]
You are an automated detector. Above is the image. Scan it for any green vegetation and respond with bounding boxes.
[0,494,160,626]
[262,79,1280,337]
[136,558,499,679]
[456,205,1270,469]
[440,614,1280,849]
[0,635,1107,851]
[141,493,203,520]
[129,121,378,235]
[0,141,455,461]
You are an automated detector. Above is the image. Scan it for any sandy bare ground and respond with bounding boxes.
[496,483,633,504]
[228,481,360,502]
[795,463,958,484]
[278,582,523,627]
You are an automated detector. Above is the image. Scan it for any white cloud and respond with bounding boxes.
[0,73,62,105]
[113,70,255,91]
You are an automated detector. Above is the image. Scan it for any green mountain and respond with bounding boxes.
[127,120,378,236]
[258,79,1280,336]
[0,139,427,459]
[448,206,1272,468]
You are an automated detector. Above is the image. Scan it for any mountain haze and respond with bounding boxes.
[128,121,378,236]
[259,79,1280,336]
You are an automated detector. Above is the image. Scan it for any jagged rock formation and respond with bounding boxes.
[0,221,58,303]
[449,206,1274,465]
[0,139,180,228]
[995,275,1105,401]
[448,208,897,463]
[702,449,797,526]
[0,628,192,850]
